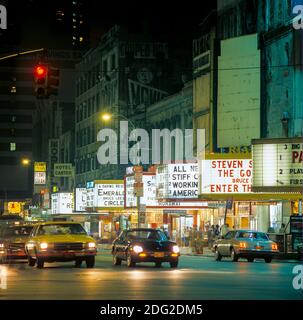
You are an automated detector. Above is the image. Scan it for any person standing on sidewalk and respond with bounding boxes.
[220,223,230,237]
[207,225,214,249]
[184,227,190,247]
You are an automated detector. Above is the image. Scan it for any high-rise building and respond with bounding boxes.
[0,57,36,209]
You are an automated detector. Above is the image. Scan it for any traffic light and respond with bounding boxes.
[33,64,60,99]
[33,64,48,99]
[48,67,60,96]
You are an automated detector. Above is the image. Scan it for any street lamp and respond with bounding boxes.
[100,112,136,131]
[21,158,30,166]
[101,112,112,122]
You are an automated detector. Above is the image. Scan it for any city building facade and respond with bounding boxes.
[75,25,179,186]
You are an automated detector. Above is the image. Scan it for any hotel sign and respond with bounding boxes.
[252,139,303,192]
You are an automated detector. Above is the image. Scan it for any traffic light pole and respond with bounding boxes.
[0,48,44,61]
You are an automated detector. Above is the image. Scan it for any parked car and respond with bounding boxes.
[112,228,180,268]
[25,221,97,268]
[213,230,279,263]
[0,224,34,263]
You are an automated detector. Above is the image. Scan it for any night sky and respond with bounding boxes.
[1,0,215,50]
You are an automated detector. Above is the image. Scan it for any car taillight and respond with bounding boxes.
[272,243,278,250]
[239,242,247,249]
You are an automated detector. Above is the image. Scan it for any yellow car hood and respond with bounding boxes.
[31,234,95,243]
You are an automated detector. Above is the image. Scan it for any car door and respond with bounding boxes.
[220,231,233,256]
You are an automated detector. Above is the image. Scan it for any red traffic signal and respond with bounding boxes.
[34,65,48,79]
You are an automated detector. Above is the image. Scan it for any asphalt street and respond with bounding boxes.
[0,251,301,300]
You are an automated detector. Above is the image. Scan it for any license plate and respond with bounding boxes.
[154,252,164,258]
[255,246,264,250]
[65,251,75,256]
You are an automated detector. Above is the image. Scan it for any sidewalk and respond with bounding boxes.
[180,246,214,257]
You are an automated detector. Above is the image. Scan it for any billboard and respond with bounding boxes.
[125,174,158,207]
[7,202,22,214]
[75,188,87,212]
[156,164,199,199]
[34,162,46,172]
[94,181,124,208]
[51,193,73,214]
[34,171,46,185]
[217,34,260,148]
[252,139,303,191]
[200,159,252,194]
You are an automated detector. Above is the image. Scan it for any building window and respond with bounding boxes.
[111,54,116,70]
[103,59,107,76]
[96,93,100,111]
[88,99,91,116]
[10,142,16,151]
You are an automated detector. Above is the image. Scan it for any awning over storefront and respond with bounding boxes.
[199,193,302,201]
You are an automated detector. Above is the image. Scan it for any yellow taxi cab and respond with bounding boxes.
[25,221,97,268]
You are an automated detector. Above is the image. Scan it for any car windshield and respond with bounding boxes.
[126,230,167,241]
[37,224,87,236]
[1,226,33,237]
[237,232,269,240]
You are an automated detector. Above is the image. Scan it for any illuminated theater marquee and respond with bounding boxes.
[252,139,303,191]
[201,159,252,194]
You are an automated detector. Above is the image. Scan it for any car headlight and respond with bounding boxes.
[133,245,143,253]
[172,245,180,254]
[0,243,5,248]
[88,242,96,248]
[40,242,48,250]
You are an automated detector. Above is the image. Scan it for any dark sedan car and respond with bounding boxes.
[0,224,34,263]
[112,228,180,268]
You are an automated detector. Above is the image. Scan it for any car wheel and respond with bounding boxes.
[264,257,272,263]
[215,247,222,261]
[86,256,95,268]
[28,256,36,267]
[230,248,239,262]
[247,257,254,263]
[170,260,178,268]
[113,253,122,266]
[155,261,162,268]
[126,253,136,267]
[75,259,82,268]
[36,258,44,269]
